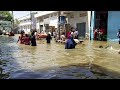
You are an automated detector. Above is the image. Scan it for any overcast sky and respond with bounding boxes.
[12,11,30,19]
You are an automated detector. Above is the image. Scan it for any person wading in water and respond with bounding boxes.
[30,31,37,46]
[46,33,52,44]
[24,34,31,45]
[17,31,25,44]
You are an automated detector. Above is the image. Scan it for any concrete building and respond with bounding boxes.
[18,11,58,34]
[18,11,91,39]
[63,11,91,39]
[18,15,31,34]
[35,11,58,33]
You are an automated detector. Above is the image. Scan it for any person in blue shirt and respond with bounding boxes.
[65,35,77,49]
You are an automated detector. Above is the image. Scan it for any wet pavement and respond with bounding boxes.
[0,34,120,79]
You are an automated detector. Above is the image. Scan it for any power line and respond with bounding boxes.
[17,14,31,20]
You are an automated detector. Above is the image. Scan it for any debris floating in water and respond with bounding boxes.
[118,51,120,54]
[99,45,103,48]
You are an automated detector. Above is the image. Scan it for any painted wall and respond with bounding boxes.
[68,11,89,34]
[36,22,39,30]
[49,15,58,28]
[107,11,120,41]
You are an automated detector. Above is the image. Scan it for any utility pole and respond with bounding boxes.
[30,11,32,32]
[58,11,61,40]
[12,11,14,31]
[30,11,37,33]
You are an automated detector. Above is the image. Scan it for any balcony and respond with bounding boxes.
[35,11,57,18]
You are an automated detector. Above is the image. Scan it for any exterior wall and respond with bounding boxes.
[49,15,58,28]
[35,11,57,18]
[18,15,31,34]
[68,11,90,39]
[18,13,37,33]
[36,22,39,31]
[18,21,31,34]
[35,11,58,32]
[107,11,120,41]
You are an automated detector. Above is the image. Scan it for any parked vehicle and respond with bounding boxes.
[37,33,47,39]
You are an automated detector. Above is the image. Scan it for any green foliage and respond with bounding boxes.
[14,19,20,25]
[0,11,13,21]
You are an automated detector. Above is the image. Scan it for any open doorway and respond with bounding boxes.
[94,11,108,41]
[40,25,43,33]
[77,22,86,38]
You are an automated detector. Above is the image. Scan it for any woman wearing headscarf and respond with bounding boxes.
[65,35,77,49]
[30,31,37,46]
[46,33,52,43]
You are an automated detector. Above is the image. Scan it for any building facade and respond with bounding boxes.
[18,15,31,34]
[64,11,91,39]
[90,11,120,41]
[18,11,91,39]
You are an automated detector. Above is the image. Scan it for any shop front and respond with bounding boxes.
[90,11,108,41]
[90,11,120,42]
[65,11,90,39]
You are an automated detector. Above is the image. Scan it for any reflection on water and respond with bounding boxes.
[0,35,120,79]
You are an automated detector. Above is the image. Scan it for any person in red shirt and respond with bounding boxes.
[24,34,31,45]
[94,28,99,40]
[17,31,25,44]
[98,27,105,41]
[67,31,71,39]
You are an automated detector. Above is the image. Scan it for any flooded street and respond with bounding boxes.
[0,34,120,79]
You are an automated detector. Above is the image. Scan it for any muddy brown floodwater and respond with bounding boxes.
[0,34,120,79]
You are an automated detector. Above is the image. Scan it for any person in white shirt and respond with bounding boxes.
[61,32,66,41]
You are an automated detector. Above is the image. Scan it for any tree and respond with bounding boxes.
[14,19,20,27]
[0,11,13,21]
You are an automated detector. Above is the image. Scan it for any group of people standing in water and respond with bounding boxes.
[17,30,52,46]
[65,29,78,49]
[17,30,37,46]
[17,29,77,49]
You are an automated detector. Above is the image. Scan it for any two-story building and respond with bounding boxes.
[18,11,91,39]
[18,15,31,34]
